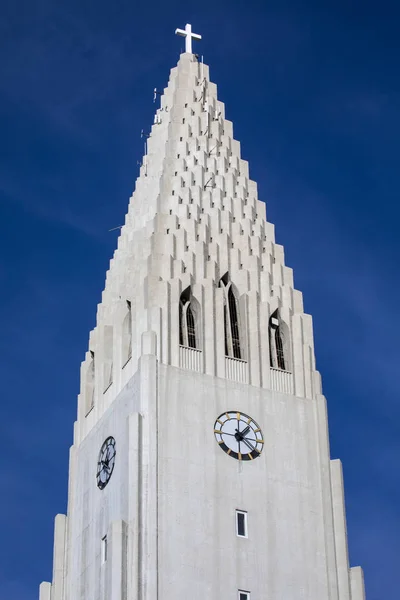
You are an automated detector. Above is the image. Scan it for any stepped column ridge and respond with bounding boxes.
[76,52,322,439]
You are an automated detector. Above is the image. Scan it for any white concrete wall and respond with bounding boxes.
[40,346,364,600]
[63,372,141,600]
[157,363,333,599]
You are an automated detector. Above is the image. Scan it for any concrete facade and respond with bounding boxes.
[39,51,365,599]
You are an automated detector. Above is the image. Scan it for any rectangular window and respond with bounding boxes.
[238,591,250,600]
[236,510,248,538]
[101,535,108,563]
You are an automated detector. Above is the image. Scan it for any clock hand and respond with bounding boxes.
[241,437,255,452]
[241,425,251,437]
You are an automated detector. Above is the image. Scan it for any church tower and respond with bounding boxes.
[39,25,366,600]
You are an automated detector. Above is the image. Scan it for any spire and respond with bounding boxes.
[76,49,320,439]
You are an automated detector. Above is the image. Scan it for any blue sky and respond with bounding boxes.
[1,0,399,598]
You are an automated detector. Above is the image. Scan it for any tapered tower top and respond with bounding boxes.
[76,44,319,444]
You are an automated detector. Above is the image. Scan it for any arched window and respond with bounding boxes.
[220,274,242,359]
[85,350,95,414]
[269,310,289,371]
[122,300,132,366]
[179,287,198,349]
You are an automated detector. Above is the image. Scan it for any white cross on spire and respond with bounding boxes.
[175,23,202,54]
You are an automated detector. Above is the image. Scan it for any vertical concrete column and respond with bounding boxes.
[303,342,314,399]
[138,331,158,600]
[63,444,77,600]
[215,287,225,378]
[110,520,128,600]
[203,280,216,376]
[247,292,261,386]
[169,279,181,368]
[350,567,366,600]
[51,514,67,600]
[259,301,271,389]
[39,582,51,600]
[302,314,315,399]
[162,282,172,366]
[127,413,140,600]
[330,460,351,600]
[292,313,305,398]
[315,395,339,600]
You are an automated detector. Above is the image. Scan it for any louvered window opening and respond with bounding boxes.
[180,300,197,349]
[179,301,184,346]
[228,287,241,359]
[186,305,196,348]
[223,304,229,356]
[275,327,286,370]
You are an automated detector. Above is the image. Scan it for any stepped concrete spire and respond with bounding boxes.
[39,48,366,600]
[77,51,309,436]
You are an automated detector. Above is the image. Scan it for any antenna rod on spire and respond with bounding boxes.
[175,23,202,54]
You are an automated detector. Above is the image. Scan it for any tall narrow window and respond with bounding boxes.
[238,591,250,600]
[85,350,95,415]
[122,300,132,367]
[179,287,198,349]
[228,286,241,358]
[220,274,242,359]
[275,325,285,370]
[236,510,248,538]
[103,325,113,392]
[269,309,290,371]
[101,535,108,563]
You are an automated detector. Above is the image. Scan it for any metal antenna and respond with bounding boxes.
[109,225,123,232]
[153,88,162,103]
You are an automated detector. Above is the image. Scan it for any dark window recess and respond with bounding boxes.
[237,512,246,536]
[179,302,184,346]
[275,327,286,370]
[223,303,229,356]
[187,305,196,348]
[228,286,241,359]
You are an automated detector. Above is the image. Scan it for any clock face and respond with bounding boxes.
[214,411,264,460]
[96,436,116,490]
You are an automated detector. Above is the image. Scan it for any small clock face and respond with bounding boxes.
[96,436,116,490]
[214,411,264,460]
